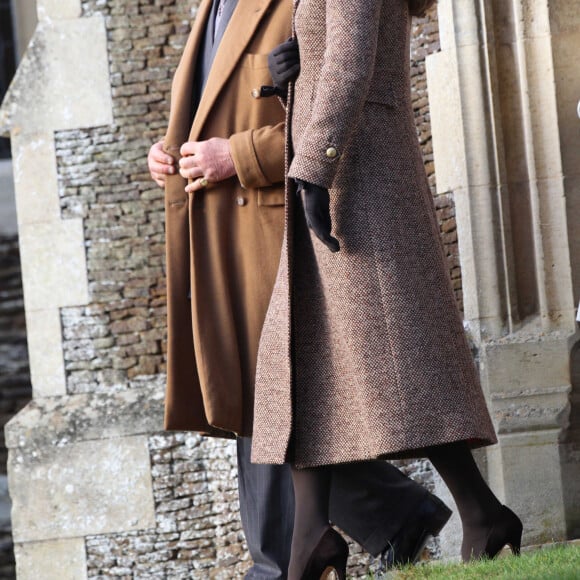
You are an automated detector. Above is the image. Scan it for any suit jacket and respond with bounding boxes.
[163,0,292,436]
[252,0,497,467]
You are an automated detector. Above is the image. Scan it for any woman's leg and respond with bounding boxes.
[288,466,332,578]
[428,442,522,560]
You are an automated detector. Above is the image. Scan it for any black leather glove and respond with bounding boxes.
[295,179,340,253]
[268,38,300,95]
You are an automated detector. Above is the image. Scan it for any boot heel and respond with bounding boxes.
[505,508,523,556]
[321,565,346,580]
[320,546,348,580]
[486,505,523,559]
[295,527,348,580]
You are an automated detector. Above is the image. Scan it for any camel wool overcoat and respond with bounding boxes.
[163,0,292,437]
[252,0,498,468]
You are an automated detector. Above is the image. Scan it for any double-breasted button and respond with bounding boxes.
[326,147,338,159]
[236,196,247,206]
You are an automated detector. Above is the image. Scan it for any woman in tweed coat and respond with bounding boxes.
[252,0,522,576]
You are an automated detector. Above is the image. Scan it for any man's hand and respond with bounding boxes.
[148,140,176,187]
[296,179,340,253]
[180,138,237,193]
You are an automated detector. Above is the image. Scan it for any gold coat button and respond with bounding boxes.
[326,147,338,159]
[251,88,261,99]
[236,196,247,206]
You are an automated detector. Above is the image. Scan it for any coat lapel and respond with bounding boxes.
[165,0,214,147]
[189,0,277,141]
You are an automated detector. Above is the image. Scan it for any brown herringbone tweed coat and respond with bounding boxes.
[163,0,292,437]
[252,0,498,467]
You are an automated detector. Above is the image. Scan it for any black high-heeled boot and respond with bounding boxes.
[294,527,349,580]
[463,505,523,561]
[427,443,524,563]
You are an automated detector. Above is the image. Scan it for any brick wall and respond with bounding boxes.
[410,7,462,311]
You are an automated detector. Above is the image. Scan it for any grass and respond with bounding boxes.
[368,543,580,579]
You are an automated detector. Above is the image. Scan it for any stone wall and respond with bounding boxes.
[86,433,247,579]
[0,1,447,578]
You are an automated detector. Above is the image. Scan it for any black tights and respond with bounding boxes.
[288,466,332,579]
[289,441,503,574]
[427,442,503,559]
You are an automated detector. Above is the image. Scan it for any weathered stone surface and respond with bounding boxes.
[19,219,89,312]
[0,16,112,136]
[23,308,67,397]
[14,538,87,580]
[37,0,82,21]
[9,435,155,542]
[4,384,164,450]
[11,136,61,227]
[488,431,568,544]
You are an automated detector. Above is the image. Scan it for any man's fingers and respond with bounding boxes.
[150,150,175,166]
[150,160,175,175]
[180,141,198,157]
[179,166,204,180]
[185,176,209,193]
[150,171,166,187]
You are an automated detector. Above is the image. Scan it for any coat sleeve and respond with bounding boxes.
[229,122,286,188]
[288,0,383,188]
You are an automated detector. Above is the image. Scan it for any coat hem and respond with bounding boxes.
[251,433,498,469]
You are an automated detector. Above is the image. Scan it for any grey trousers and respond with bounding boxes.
[236,437,429,580]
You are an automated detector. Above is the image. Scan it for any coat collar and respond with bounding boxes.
[189,0,279,141]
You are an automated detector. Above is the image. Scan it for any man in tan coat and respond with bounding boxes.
[148,0,451,576]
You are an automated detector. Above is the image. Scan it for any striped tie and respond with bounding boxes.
[214,0,226,41]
